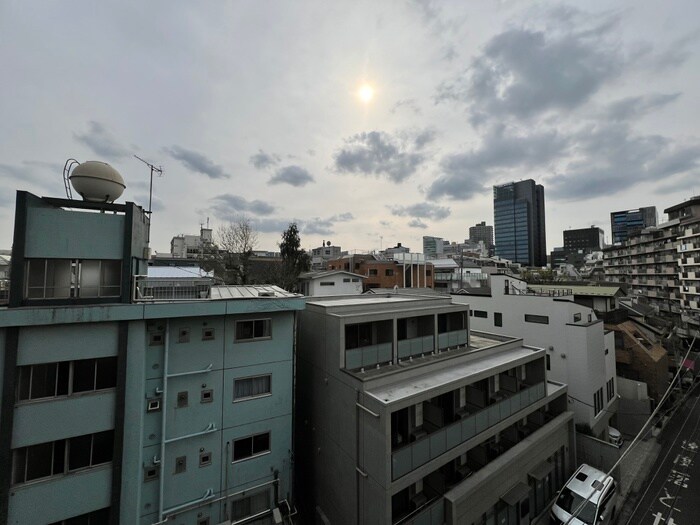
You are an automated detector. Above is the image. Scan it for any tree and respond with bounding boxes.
[214,217,259,284]
[278,222,310,291]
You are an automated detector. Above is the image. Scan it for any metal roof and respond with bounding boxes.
[298,270,366,280]
[210,285,300,299]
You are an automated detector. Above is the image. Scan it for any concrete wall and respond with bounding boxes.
[307,274,363,296]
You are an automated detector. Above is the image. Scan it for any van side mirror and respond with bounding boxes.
[598,514,605,522]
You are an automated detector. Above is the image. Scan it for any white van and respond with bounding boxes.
[608,427,623,448]
[550,464,618,525]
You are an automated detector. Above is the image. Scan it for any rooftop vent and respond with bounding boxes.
[258,291,275,297]
[575,472,588,482]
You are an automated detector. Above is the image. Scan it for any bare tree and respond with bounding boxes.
[214,217,259,284]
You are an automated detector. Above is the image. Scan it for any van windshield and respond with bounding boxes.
[556,487,597,524]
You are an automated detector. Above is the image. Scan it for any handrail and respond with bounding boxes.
[166,363,213,378]
[164,422,217,444]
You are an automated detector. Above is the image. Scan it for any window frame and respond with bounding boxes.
[524,314,549,324]
[232,432,272,463]
[233,374,272,402]
[234,319,272,342]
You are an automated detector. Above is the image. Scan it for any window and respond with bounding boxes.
[352,278,360,282]
[473,310,488,319]
[385,269,394,277]
[524,314,549,324]
[343,278,350,283]
[546,354,551,371]
[234,375,272,401]
[606,378,615,402]
[594,388,604,416]
[48,507,110,525]
[231,490,270,521]
[25,259,121,299]
[232,432,271,462]
[426,270,432,276]
[16,357,117,402]
[368,269,378,276]
[320,281,335,286]
[12,431,114,484]
[494,312,503,327]
[573,313,581,322]
[235,319,272,341]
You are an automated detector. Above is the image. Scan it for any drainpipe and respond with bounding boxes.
[158,320,170,521]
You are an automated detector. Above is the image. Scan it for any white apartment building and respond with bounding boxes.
[298,270,365,296]
[453,274,617,437]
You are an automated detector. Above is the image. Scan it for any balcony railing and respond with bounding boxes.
[391,382,546,480]
[438,330,468,350]
[345,342,393,370]
[398,335,435,359]
[395,497,445,525]
[132,276,214,301]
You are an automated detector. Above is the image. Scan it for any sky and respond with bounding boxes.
[1,1,699,256]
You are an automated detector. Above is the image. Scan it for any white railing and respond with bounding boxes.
[132,276,214,302]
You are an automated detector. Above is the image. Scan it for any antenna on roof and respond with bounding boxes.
[134,155,163,214]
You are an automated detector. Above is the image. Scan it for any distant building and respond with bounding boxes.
[296,292,574,525]
[168,226,216,259]
[468,221,494,253]
[327,253,433,290]
[310,242,342,270]
[493,180,547,267]
[384,242,410,256]
[298,270,364,296]
[552,226,605,268]
[610,207,656,245]
[423,236,444,258]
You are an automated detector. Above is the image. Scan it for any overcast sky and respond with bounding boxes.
[2,1,699,256]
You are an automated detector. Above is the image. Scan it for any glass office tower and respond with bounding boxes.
[493,180,547,266]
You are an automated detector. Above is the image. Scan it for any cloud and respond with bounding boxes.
[302,218,335,235]
[0,161,61,191]
[413,129,436,149]
[427,124,568,199]
[269,165,315,187]
[605,93,681,121]
[407,218,428,229]
[436,10,625,122]
[165,146,229,179]
[249,218,294,234]
[329,212,354,222]
[389,202,450,220]
[333,130,428,182]
[390,98,421,115]
[249,149,281,169]
[546,122,700,200]
[210,194,275,218]
[134,194,164,212]
[74,121,130,161]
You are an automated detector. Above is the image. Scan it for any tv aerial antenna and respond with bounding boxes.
[134,155,163,214]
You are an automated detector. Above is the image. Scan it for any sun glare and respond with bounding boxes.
[358,83,375,103]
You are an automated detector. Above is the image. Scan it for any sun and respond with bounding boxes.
[358,83,375,103]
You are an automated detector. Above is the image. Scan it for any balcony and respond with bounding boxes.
[345,320,393,370]
[438,330,468,351]
[395,496,444,525]
[132,276,213,301]
[391,382,546,480]
[398,335,435,359]
[346,342,393,370]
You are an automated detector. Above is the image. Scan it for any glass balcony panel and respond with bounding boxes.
[430,501,445,525]
[362,345,379,367]
[422,335,434,353]
[392,446,412,480]
[429,430,447,460]
[500,398,511,420]
[461,415,476,441]
[377,343,393,364]
[475,411,488,433]
[446,424,461,450]
[529,386,538,404]
[398,340,411,359]
[346,349,362,369]
[438,333,449,350]
[413,439,430,468]
[488,405,500,427]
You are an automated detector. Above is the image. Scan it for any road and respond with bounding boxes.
[624,385,700,525]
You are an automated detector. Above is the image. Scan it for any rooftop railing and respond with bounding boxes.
[132,276,214,302]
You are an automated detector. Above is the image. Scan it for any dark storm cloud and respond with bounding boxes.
[165,146,229,179]
[407,218,428,229]
[210,194,275,218]
[269,165,315,187]
[436,11,624,122]
[249,149,281,170]
[334,131,428,182]
[546,122,700,200]
[389,202,450,220]
[605,93,681,121]
[74,121,130,161]
[427,125,568,200]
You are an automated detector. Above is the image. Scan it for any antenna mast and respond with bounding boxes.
[134,155,163,214]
